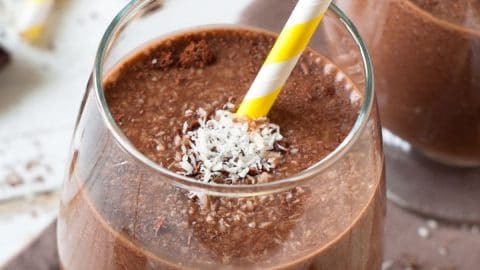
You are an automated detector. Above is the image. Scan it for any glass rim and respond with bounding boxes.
[92,0,375,196]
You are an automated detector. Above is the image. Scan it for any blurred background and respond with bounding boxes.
[0,0,131,264]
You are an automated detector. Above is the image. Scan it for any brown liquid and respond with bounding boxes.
[412,0,480,29]
[58,28,384,269]
[336,0,480,166]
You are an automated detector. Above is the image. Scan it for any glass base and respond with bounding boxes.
[383,129,480,225]
[421,148,480,168]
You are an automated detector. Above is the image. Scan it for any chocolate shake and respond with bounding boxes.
[335,0,480,166]
[58,28,384,269]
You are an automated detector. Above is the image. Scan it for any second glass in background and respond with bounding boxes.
[335,0,480,223]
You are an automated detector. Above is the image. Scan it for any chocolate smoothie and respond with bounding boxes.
[58,28,384,269]
[335,0,480,166]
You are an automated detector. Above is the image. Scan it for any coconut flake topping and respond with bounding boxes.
[178,105,284,183]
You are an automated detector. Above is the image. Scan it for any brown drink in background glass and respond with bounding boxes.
[335,0,480,223]
[57,1,385,269]
[336,0,480,166]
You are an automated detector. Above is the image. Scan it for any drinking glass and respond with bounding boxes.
[335,0,480,223]
[57,1,385,269]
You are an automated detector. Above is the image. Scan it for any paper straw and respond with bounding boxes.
[237,0,332,119]
[18,0,54,43]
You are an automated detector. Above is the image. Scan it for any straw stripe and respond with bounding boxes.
[243,56,301,99]
[237,87,283,119]
[237,0,332,119]
[29,0,51,4]
[19,0,54,43]
[265,15,323,64]
[21,26,44,42]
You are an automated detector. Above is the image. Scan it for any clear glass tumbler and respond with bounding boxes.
[57,1,385,269]
[335,0,480,224]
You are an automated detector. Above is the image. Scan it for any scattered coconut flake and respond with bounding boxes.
[417,226,430,239]
[335,72,345,83]
[381,260,394,270]
[350,90,361,104]
[177,108,284,183]
[182,122,189,134]
[184,109,193,117]
[323,63,334,75]
[156,142,165,152]
[223,102,235,110]
[196,107,207,118]
[438,246,448,256]
[174,135,182,147]
[426,219,438,230]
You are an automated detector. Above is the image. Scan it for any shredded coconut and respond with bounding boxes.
[177,106,284,183]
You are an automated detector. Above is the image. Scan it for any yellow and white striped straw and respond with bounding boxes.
[18,0,55,43]
[237,0,332,119]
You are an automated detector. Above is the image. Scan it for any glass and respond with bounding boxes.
[336,0,480,223]
[336,0,480,166]
[57,0,385,269]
